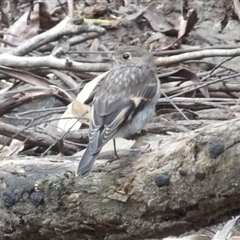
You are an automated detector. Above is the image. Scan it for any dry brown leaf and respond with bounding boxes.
[220,11,229,32]
[57,101,90,132]
[0,89,55,118]
[0,0,10,27]
[0,144,9,157]
[82,3,107,18]
[3,2,59,46]
[3,3,40,46]
[178,9,198,39]
[233,0,240,21]
[124,8,145,22]
[159,9,198,50]
[166,68,210,98]
[143,10,178,36]
[0,81,13,94]
[0,66,54,87]
[212,216,240,240]
[39,2,61,30]
[7,139,25,156]
[122,5,177,36]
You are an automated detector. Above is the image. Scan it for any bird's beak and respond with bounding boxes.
[102,57,113,63]
[102,53,114,63]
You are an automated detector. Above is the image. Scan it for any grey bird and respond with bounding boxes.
[76,46,160,177]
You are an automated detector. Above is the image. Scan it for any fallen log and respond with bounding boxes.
[0,117,240,239]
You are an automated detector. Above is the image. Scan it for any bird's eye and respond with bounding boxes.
[122,53,130,60]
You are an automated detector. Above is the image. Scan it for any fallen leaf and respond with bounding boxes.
[57,101,90,132]
[212,216,240,240]
[82,3,107,18]
[233,0,240,21]
[0,66,54,87]
[178,9,198,39]
[220,10,229,32]
[0,89,55,117]
[0,81,13,95]
[7,139,25,156]
[159,9,198,50]
[3,3,40,45]
[163,68,210,98]
[0,144,9,157]
[143,10,178,36]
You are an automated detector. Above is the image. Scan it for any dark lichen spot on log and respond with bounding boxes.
[155,174,170,188]
[195,170,205,181]
[29,191,44,206]
[179,168,187,177]
[1,187,23,207]
[1,189,15,207]
[206,140,224,158]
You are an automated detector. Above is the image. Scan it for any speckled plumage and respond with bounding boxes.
[76,46,160,177]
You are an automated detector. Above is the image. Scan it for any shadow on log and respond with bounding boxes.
[1,118,240,239]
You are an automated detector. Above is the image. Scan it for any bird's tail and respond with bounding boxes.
[75,146,100,177]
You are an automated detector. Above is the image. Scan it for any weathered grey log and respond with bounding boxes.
[0,118,240,240]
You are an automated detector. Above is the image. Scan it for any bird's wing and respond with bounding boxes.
[88,69,159,155]
[76,71,110,104]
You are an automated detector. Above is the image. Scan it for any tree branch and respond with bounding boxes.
[0,122,88,155]
[10,17,106,56]
[0,54,110,72]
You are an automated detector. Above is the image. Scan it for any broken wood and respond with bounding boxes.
[0,118,240,239]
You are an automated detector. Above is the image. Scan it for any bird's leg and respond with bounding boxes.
[105,139,120,166]
[113,139,120,159]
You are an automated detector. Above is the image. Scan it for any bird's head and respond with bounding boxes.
[112,46,154,66]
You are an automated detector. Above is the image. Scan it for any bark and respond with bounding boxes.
[1,118,240,240]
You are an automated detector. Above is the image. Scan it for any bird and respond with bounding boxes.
[76,46,160,177]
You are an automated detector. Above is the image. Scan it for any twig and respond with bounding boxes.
[0,54,110,72]
[168,73,240,98]
[207,56,236,76]
[155,48,240,67]
[9,17,106,56]
[160,89,189,121]
[0,122,80,155]
[26,0,34,25]
[17,107,66,116]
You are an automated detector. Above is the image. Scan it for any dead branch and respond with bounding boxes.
[0,118,240,239]
[0,122,88,155]
[155,48,240,66]
[10,17,106,56]
[0,54,110,72]
[0,48,240,73]
[0,89,55,117]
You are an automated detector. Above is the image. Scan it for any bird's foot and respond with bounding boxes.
[105,151,120,165]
